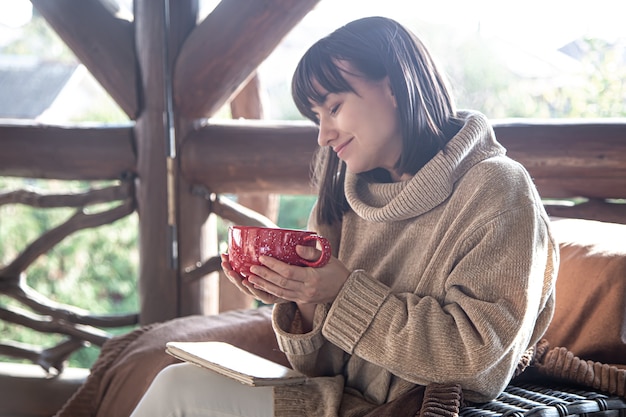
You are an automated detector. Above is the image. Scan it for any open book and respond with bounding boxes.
[165,341,307,387]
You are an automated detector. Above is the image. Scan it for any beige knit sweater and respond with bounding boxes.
[271,111,558,416]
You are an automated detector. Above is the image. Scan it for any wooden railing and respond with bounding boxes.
[0,179,138,373]
[0,180,276,374]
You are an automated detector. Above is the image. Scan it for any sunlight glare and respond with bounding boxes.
[0,0,33,28]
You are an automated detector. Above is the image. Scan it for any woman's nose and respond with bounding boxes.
[317,119,337,147]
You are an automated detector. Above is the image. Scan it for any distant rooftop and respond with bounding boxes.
[0,56,76,119]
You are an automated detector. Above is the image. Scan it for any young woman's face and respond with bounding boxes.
[310,62,407,181]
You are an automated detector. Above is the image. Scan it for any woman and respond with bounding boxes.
[131,16,557,416]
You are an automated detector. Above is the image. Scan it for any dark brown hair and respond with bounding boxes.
[292,16,460,225]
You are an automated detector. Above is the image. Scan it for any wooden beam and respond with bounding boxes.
[4,118,623,199]
[545,200,626,225]
[166,0,199,54]
[181,121,318,194]
[181,120,626,199]
[174,0,320,118]
[494,120,626,199]
[230,73,265,120]
[31,0,138,118]
[0,122,135,180]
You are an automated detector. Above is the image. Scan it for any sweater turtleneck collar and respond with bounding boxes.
[344,111,506,222]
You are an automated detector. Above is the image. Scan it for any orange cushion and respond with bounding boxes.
[543,218,626,366]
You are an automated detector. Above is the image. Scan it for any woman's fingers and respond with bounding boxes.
[247,284,283,304]
[249,255,350,304]
[248,257,306,300]
[256,255,303,282]
[221,254,289,303]
[221,254,261,297]
[295,244,321,261]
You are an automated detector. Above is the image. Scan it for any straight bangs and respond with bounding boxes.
[291,43,355,123]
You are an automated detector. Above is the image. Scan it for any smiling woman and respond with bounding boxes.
[308,62,405,179]
[129,15,559,417]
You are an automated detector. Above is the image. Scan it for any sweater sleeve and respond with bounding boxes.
[272,302,348,378]
[322,270,390,350]
[273,375,345,417]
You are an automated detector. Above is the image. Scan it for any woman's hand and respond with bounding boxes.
[247,245,351,305]
[220,254,289,305]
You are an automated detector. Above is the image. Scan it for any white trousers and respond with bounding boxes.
[130,363,275,417]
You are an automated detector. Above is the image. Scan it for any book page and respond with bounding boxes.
[166,341,307,387]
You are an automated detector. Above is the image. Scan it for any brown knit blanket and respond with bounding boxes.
[532,339,626,398]
[54,307,287,417]
[54,307,624,417]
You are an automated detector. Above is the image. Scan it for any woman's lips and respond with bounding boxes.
[334,138,353,158]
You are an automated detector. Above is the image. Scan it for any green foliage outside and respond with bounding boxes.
[543,38,626,118]
[0,178,139,368]
[276,195,317,230]
[410,21,626,118]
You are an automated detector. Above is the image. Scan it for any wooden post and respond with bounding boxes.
[217,74,279,312]
[172,0,320,315]
[134,0,204,324]
[167,0,209,318]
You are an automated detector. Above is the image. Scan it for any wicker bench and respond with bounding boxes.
[462,382,626,416]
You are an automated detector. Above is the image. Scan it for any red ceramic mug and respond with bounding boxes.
[227,226,332,278]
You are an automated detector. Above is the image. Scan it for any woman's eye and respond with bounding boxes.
[329,104,340,116]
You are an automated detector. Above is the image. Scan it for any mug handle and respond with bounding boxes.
[300,235,331,268]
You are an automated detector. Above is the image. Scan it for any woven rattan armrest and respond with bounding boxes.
[461,382,626,416]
